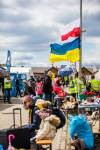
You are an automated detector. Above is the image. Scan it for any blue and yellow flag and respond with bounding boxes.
[49,38,80,63]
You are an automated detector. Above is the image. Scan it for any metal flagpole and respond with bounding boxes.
[77,0,82,102]
[80,0,82,74]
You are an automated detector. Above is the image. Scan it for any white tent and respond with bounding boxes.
[10,67,31,74]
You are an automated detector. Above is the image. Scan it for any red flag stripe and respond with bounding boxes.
[61,27,80,41]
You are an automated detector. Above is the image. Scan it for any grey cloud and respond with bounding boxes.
[0,23,34,36]
[0,0,100,65]
[0,23,57,47]
[0,1,9,9]
[0,9,31,23]
[86,0,100,4]
[17,0,80,8]
[83,11,100,37]
[46,0,80,25]
[55,14,79,26]
[16,0,40,8]
[1,39,50,52]
[15,55,34,61]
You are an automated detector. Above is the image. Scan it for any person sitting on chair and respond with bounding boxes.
[22,95,41,137]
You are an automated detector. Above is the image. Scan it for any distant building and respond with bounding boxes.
[82,67,98,76]
[30,67,49,77]
[30,66,58,77]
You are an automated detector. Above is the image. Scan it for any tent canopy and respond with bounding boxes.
[0,67,8,77]
[59,65,75,77]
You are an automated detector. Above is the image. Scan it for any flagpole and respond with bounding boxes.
[80,0,82,75]
[77,0,82,102]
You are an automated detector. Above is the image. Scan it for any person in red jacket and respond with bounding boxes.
[53,75,62,94]
[36,77,43,98]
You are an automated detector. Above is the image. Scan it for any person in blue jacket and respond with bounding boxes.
[22,95,41,137]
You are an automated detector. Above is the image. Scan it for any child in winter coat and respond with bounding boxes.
[35,109,61,140]
[35,77,43,98]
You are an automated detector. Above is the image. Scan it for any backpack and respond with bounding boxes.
[52,108,66,129]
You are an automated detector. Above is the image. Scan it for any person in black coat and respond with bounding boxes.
[28,76,36,96]
[43,71,53,101]
[16,79,21,97]
[24,80,35,96]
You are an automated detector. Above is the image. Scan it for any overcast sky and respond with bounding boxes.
[0,0,100,66]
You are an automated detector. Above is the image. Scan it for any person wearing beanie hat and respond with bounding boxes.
[35,99,51,110]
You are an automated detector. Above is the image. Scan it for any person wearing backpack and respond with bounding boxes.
[35,109,61,141]
[36,77,43,98]
[30,107,65,150]
[52,107,66,129]
[36,100,66,129]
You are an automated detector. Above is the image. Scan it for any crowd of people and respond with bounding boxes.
[20,70,100,150]
[1,69,100,105]
[0,70,100,150]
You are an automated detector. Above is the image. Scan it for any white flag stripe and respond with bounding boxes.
[60,18,80,35]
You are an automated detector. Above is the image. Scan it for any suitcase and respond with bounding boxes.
[0,108,31,149]
[12,108,22,128]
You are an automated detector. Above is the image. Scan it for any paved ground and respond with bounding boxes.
[0,97,29,129]
[0,97,100,150]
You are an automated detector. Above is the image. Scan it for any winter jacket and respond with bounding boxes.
[36,81,43,95]
[52,108,66,129]
[43,75,52,94]
[24,84,35,96]
[36,115,61,140]
[53,78,62,94]
[26,105,41,132]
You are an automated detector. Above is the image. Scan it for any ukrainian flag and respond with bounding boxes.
[49,38,80,63]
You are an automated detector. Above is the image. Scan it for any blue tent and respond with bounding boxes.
[59,66,74,77]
